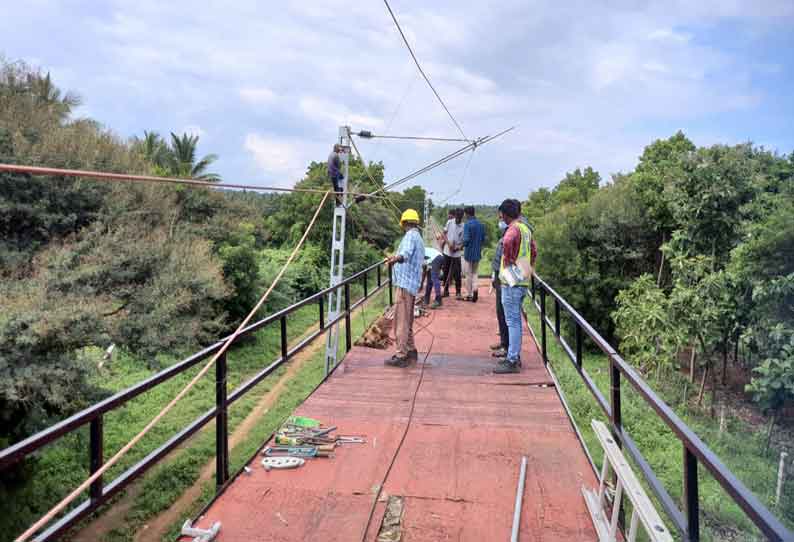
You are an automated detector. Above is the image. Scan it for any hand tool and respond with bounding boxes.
[336,436,366,444]
[261,457,305,471]
[263,446,333,458]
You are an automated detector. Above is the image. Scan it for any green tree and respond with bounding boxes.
[165,132,220,181]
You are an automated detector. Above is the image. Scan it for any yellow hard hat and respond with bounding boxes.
[400,208,420,225]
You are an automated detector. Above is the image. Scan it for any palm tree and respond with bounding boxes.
[167,132,221,182]
[138,131,169,168]
[28,72,81,120]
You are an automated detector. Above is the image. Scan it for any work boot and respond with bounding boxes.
[455,293,463,301]
[472,291,478,303]
[407,349,418,362]
[493,361,520,374]
[385,355,409,368]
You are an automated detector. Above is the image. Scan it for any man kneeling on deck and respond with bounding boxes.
[385,209,425,367]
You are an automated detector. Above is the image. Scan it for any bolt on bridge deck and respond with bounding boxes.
[182,284,598,541]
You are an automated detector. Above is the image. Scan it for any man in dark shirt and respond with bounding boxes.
[462,206,486,302]
[327,144,343,206]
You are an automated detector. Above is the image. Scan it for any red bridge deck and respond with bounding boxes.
[183,286,598,541]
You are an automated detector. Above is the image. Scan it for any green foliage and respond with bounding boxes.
[217,223,262,322]
[746,329,794,412]
[613,275,683,375]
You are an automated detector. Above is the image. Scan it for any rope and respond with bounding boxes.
[14,191,332,542]
[0,164,387,199]
[382,0,469,142]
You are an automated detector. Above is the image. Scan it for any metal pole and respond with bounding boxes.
[540,288,547,364]
[389,264,394,306]
[576,323,583,370]
[344,282,352,352]
[215,352,229,488]
[776,451,789,508]
[89,417,103,502]
[684,446,700,541]
[511,456,527,542]
[280,316,288,363]
[324,126,350,375]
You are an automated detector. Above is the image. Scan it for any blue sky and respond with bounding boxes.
[2,0,793,204]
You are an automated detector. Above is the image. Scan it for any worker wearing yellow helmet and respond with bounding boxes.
[385,209,425,367]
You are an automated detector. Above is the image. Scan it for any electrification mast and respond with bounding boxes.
[324,126,350,375]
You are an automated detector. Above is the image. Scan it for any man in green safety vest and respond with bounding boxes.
[494,199,532,374]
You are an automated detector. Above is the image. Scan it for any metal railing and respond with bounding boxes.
[529,274,793,542]
[0,260,393,542]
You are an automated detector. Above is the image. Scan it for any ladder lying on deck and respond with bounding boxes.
[582,420,673,542]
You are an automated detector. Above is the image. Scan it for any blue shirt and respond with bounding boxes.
[463,217,486,262]
[393,228,425,295]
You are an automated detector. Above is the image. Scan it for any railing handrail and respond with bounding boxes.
[0,259,386,470]
[530,273,793,542]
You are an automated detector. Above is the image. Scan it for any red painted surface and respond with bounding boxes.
[182,284,597,541]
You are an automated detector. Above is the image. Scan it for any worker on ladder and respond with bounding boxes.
[385,209,425,367]
[327,144,344,206]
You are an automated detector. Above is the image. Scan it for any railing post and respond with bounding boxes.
[540,287,547,364]
[575,322,583,370]
[377,263,382,287]
[610,357,622,431]
[89,416,103,502]
[319,295,325,330]
[554,299,561,337]
[215,352,229,488]
[684,447,700,541]
[344,282,352,352]
[388,264,394,306]
[531,275,536,300]
[280,315,288,362]
[363,270,368,298]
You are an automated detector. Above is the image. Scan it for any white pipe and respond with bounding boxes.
[511,456,528,542]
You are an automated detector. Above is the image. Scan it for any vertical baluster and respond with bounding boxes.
[344,282,352,352]
[215,352,229,488]
[540,287,547,364]
[89,416,103,502]
[684,447,700,541]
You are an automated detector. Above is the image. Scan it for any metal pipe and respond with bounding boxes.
[511,456,527,542]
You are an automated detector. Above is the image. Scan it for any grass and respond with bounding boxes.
[526,301,794,541]
[2,272,388,542]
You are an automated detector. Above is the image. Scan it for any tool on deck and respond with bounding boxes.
[263,446,333,458]
[262,457,306,471]
[336,436,366,444]
[285,415,321,428]
[181,520,221,542]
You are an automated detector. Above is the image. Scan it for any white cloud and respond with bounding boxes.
[182,125,206,139]
[239,87,277,105]
[244,133,320,188]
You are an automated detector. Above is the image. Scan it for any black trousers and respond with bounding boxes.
[495,277,509,348]
[442,255,461,294]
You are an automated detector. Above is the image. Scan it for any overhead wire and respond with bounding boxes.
[366,125,514,198]
[0,163,390,200]
[382,0,469,143]
[14,191,333,542]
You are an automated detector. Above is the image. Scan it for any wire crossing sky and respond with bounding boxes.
[1,1,792,203]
